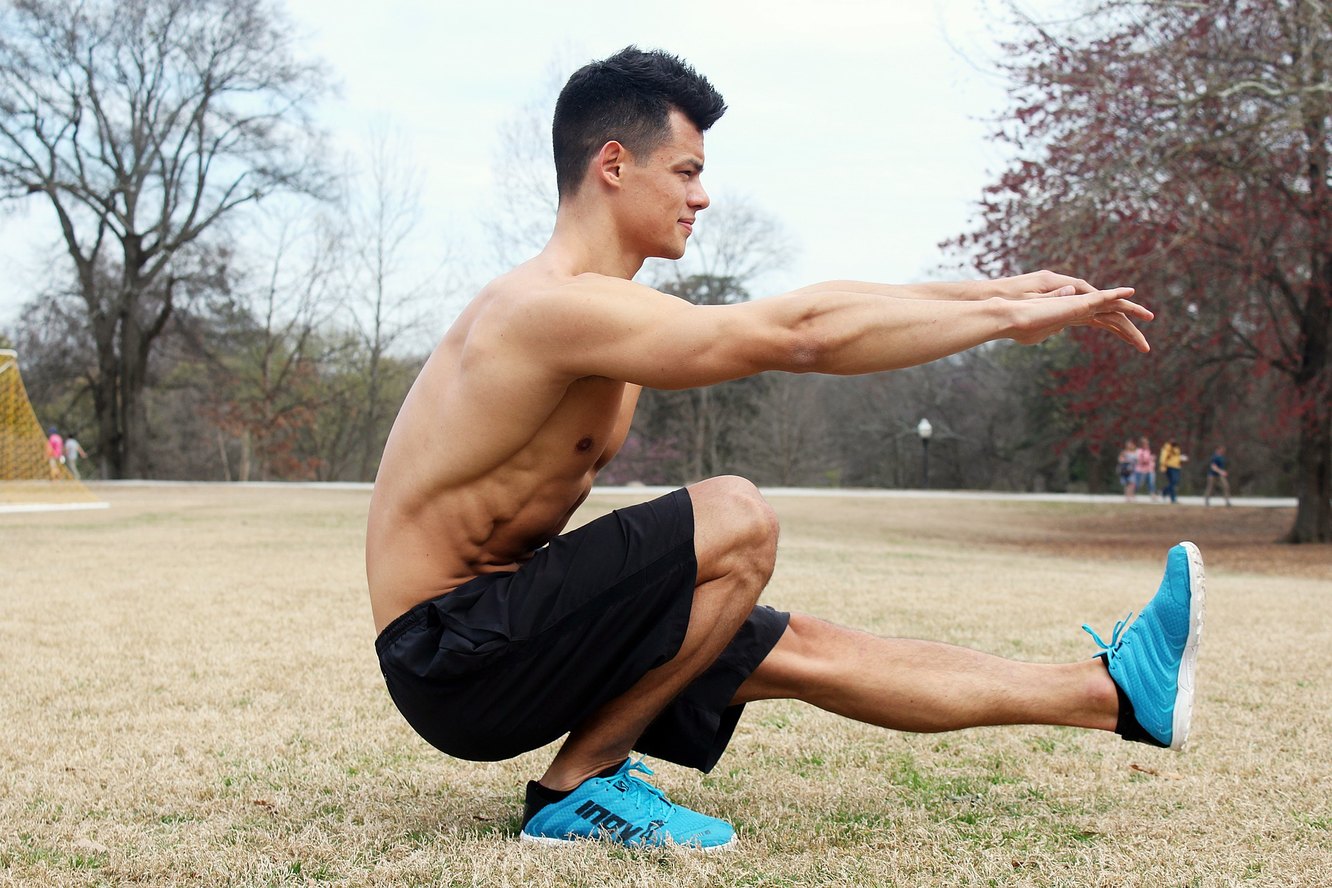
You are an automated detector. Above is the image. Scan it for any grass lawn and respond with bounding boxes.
[2,485,1329,887]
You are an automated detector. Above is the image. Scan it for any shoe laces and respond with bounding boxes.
[615,759,675,822]
[1083,612,1133,653]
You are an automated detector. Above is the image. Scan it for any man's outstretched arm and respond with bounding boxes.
[796,270,1090,303]
[792,271,1147,349]
[518,271,1152,390]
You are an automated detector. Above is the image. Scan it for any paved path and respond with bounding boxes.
[587,486,1296,509]
[91,481,1289,511]
[86,480,1297,509]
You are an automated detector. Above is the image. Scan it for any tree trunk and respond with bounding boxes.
[90,312,126,479]
[1285,111,1331,543]
[216,428,231,482]
[118,311,154,479]
[1286,51,1332,543]
[239,430,252,483]
[1284,391,1331,543]
[91,366,122,479]
[121,381,151,479]
[358,346,382,482]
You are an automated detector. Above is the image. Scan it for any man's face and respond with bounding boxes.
[620,109,710,260]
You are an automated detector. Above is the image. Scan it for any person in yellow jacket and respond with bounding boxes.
[1159,439,1187,504]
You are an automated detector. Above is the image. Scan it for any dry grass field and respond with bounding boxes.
[2,484,1329,887]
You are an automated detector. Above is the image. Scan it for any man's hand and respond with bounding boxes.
[993,270,1097,301]
[996,271,1153,352]
[1006,285,1153,352]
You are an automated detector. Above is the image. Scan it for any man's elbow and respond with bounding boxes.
[780,325,824,373]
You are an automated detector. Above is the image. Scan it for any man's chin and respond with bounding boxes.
[649,244,688,262]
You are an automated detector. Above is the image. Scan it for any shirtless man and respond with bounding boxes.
[367,47,1205,851]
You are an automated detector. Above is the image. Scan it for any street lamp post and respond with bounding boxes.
[917,418,933,489]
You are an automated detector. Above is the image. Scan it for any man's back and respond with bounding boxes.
[365,262,638,633]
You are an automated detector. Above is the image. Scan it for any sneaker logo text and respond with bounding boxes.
[573,800,644,841]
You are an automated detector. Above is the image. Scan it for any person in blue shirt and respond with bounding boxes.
[1204,445,1232,507]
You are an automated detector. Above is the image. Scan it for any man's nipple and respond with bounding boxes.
[575,436,594,453]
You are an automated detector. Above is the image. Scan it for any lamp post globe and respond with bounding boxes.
[917,419,933,489]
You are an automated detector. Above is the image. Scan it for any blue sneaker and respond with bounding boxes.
[520,759,736,851]
[1083,541,1205,749]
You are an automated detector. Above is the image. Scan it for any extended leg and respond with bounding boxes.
[735,542,1204,750]
[733,616,1118,732]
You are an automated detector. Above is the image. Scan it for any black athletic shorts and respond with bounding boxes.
[374,487,790,773]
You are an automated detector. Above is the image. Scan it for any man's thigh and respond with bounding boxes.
[377,489,700,761]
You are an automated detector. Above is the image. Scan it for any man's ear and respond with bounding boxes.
[595,140,628,189]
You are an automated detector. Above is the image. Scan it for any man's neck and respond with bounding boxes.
[546,203,646,280]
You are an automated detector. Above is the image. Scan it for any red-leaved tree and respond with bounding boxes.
[965,0,1331,542]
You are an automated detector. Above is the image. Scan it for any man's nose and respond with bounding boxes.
[690,183,710,211]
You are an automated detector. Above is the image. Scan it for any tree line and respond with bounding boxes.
[1,0,1325,540]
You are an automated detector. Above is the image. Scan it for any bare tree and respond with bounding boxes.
[342,125,443,480]
[733,373,836,486]
[0,0,329,477]
[480,52,597,271]
[485,93,560,269]
[200,211,344,482]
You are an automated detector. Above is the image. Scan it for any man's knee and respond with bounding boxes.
[689,475,780,582]
[691,475,779,534]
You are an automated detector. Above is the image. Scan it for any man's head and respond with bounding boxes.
[552,46,726,201]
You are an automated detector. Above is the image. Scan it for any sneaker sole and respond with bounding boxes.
[1170,541,1206,750]
[519,831,738,853]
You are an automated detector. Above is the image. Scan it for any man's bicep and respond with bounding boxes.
[530,281,789,389]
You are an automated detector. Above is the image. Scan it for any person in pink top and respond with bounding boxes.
[45,426,64,481]
[1133,436,1157,500]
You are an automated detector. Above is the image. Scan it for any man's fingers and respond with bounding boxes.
[1108,296,1153,322]
[1017,290,1151,352]
[1092,311,1151,352]
[1087,286,1152,322]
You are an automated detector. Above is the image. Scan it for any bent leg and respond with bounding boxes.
[538,476,779,790]
[733,614,1118,733]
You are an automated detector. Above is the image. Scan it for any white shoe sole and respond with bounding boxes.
[1170,541,1206,750]
[519,831,738,852]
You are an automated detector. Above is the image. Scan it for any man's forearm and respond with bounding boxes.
[755,289,1018,376]
[748,277,1147,377]
[793,280,986,301]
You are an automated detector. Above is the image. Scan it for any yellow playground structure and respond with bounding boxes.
[0,349,106,512]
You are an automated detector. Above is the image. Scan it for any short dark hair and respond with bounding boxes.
[552,46,726,199]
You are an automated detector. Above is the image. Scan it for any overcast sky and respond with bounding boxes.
[0,0,1049,333]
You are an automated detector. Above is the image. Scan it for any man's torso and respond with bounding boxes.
[365,265,640,633]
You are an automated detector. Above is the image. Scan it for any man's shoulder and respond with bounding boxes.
[453,270,651,375]
[477,268,682,329]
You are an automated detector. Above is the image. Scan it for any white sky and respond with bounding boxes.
[0,0,1047,334]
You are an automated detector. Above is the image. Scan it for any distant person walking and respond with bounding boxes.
[64,435,88,480]
[1134,436,1157,500]
[45,427,64,481]
[1159,438,1186,504]
[1204,445,1232,507]
[1117,439,1138,500]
